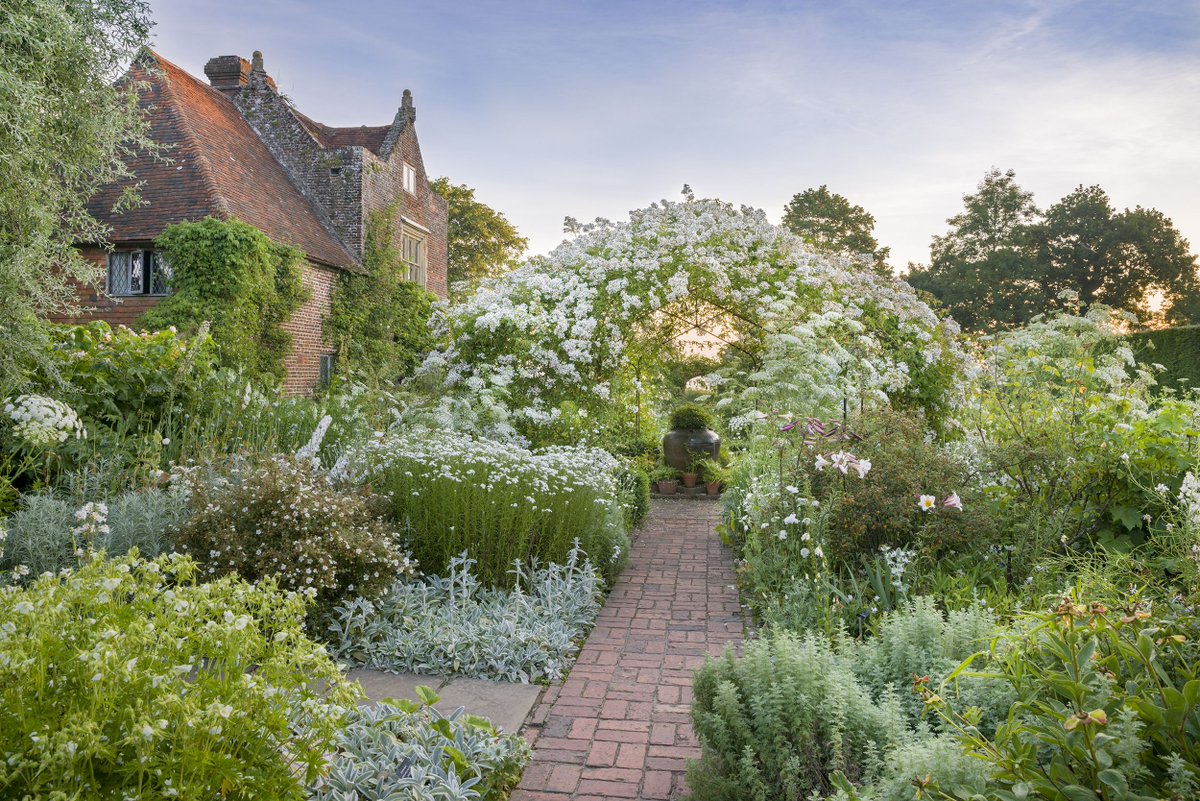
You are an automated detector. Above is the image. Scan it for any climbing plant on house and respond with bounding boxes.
[325,206,438,386]
[420,190,963,444]
[139,217,308,383]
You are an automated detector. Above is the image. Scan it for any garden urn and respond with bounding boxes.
[662,428,720,472]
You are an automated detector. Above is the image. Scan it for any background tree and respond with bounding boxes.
[0,0,155,394]
[429,177,528,298]
[907,168,1045,331]
[908,169,1198,331]
[781,185,890,273]
[1033,186,1198,324]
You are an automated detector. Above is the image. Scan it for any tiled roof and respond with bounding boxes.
[290,109,391,155]
[87,51,359,271]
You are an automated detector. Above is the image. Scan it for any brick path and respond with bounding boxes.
[513,499,743,801]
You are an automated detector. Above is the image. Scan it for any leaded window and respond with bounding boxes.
[106,250,171,297]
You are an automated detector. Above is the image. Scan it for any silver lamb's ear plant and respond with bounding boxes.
[328,551,602,683]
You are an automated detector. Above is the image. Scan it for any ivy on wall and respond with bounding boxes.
[139,217,308,384]
[324,206,437,386]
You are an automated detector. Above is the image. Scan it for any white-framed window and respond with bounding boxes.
[106,250,171,297]
[402,162,417,195]
[401,226,427,287]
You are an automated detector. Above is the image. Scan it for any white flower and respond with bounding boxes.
[814,454,830,471]
[13,601,33,614]
[918,495,937,512]
[853,459,871,478]
[783,513,799,525]
[800,547,811,558]
[777,530,788,541]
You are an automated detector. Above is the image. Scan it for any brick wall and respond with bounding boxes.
[361,122,450,299]
[63,247,334,397]
[53,247,166,326]
[281,263,336,396]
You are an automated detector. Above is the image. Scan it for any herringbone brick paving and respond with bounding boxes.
[513,499,743,800]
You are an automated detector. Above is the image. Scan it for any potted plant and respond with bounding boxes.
[650,466,680,495]
[682,452,706,489]
[662,404,721,473]
[701,459,727,496]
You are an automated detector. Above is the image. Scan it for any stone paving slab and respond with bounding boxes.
[348,668,542,734]
[513,499,743,800]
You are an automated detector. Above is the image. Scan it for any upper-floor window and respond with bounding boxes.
[402,162,417,195]
[401,227,427,287]
[106,250,171,297]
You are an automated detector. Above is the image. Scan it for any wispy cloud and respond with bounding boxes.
[150,0,1200,266]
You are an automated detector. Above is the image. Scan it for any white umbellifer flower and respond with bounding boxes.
[777,531,788,541]
[783,513,799,525]
[3,395,85,446]
[14,601,33,614]
[800,547,811,558]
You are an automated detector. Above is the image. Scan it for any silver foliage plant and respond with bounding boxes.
[328,544,602,683]
[310,700,531,801]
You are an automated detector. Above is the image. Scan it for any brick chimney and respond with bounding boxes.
[204,55,250,90]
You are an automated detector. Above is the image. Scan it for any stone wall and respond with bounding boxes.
[231,63,365,257]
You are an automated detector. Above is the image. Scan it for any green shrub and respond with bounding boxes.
[314,693,532,801]
[669,403,716,431]
[866,735,989,801]
[0,551,359,800]
[826,408,987,566]
[922,593,1200,800]
[1128,324,1200,393]
[141,217,309,383]
[353,430,629,586]
[32,321,215,432]
[0,487,185,577]
[689,631,908,800]
[174,454,411,621]
[848,597,1012,732]
[618,464,651,527]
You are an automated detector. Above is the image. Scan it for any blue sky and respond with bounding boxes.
[152,0,1200,270]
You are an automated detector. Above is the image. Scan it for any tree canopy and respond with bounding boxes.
[0,0,156,393]
[908,169,1198,331]
[429,177,527,298]
[781,185,890,273]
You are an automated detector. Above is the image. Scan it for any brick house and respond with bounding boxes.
[75,49,449,394]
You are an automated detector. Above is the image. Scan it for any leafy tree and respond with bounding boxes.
[908,169,1199,331]
[325,206,437,385]
[140,218,308,383]
[907,168,1044,331]
[429,177,528,297]
[781,185,890,273]
[1033,185,1199,324]
[0,0,156,394]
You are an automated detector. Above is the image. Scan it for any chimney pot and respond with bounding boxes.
[203,55,250,90]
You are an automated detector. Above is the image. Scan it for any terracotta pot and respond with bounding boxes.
[706,482,721,496]
[657,480,678,495]
[662,428,721,471]
[681,472,699,488]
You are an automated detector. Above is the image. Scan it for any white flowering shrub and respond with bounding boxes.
[959,306,1200,562]
[423,192,961,444]
[2,394,85,447]
[312,693,531,801]
[174,454,414,622]
[0,551,359,800]
[348,429,629,585]
[328,547,602,683]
